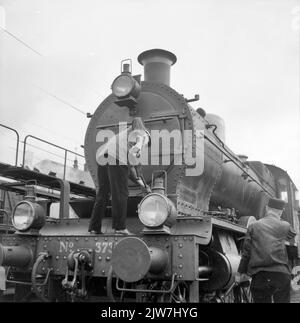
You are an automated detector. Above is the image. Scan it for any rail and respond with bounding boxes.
[22,134,85,180]
[0,123,20,166]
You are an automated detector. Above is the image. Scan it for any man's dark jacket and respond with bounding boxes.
[238,213,295,276]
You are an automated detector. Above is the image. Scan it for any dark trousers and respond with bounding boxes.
[250,271,291,303]
[89,164,129,232]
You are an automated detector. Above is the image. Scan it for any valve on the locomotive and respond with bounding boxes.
[111,175,176,283]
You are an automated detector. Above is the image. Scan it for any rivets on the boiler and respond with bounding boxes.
[56,268,60,272]
[63,256,66,259]
[88,249,92,253]
[178,254,183,258]
[174,237,178,241]
[165,237,169,241]
[42,267,45,271]
[98,256,102,261]
[189,237,193,241]
[114,238,118,241]
[106,256,111,261]
[43,245,47,249]
[183,237,187,241]
[179,264,183,269]
[66,237,69,241]
[102,270,105,274]
[179,274,183,278]
[85,237,88,241]
[104,237,108,241]
[55,256,59,260]
[178,243,183,248]
[94,238,98,241]
[58,237,61,241]
[75,237,79,241]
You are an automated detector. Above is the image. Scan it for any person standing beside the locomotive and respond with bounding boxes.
[236,198,296,303]
[88,117,150,235]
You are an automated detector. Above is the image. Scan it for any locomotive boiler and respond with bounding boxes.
[0,49,299,302]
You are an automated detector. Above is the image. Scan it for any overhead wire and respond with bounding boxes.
[33,85,87,116]
[0,17,100,167]
[0,26,90,117]
[0,26,43,57]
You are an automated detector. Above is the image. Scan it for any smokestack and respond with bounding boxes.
[138,49,177,86]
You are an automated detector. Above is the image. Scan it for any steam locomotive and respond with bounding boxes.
[0,49,299,302]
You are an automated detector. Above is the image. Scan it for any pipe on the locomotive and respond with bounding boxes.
[0,244,33,267]
[137,49,177,86]
[111,237,168,283]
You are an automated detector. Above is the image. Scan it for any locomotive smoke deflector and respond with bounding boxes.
[138,49,177,86]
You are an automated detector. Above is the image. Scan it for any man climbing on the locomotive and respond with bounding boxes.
[88,117,151,235]
[236,197,296,303]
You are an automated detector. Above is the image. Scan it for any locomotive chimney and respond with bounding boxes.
[138,49,177,86]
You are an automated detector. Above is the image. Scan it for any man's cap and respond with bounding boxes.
[267,198,286,210]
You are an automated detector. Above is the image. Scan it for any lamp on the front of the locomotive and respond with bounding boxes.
[111,60,141,107]
[12,200,46,232]
[12,185,46,233]
[138,177,177,233]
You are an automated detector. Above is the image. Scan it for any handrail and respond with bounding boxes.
[204,134,273,197]
[22,134,84,180]
[0,123,20,166]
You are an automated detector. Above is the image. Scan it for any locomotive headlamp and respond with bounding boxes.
[138,193,176,228]
[12,200,46,232]
[112,75,135,98]
[111,61,141,108]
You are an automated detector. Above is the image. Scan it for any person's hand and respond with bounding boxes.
[144,185,152,194]
[136,177,145,187]
[130,146,141,158]
[235,272,250,284]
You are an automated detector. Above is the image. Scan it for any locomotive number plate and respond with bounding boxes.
[58,240,114,255]
[95,241,114,254]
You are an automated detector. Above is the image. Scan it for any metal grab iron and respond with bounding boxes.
[31,252,52,302]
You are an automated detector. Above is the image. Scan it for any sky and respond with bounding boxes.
[0,0,299,191]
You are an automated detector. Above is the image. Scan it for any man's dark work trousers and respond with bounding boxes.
[89,164,128,232]
[250,271,291,303]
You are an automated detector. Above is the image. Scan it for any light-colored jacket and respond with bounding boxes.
[96,126,149,165]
